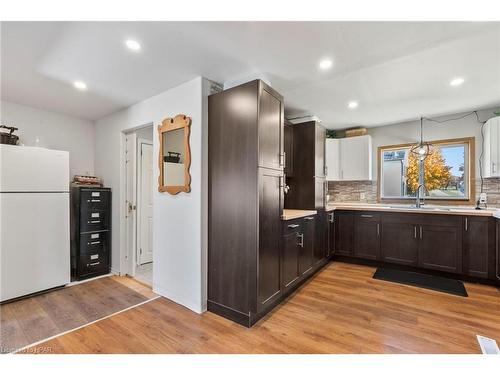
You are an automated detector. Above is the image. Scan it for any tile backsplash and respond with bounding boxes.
[327,178,500,208]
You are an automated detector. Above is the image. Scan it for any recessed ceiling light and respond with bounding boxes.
[450,77,465,86]
[73,81,87,91]
[125,39,141,51]
[319,58,333,70]
[347,101,359,109]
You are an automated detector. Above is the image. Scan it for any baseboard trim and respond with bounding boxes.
[207,300,250,327]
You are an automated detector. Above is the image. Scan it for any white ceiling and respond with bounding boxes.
[1,22,499,128]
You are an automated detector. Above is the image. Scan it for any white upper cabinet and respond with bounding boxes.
[325,138,340,180]
[483,116,500,178]
[326,135,373,181]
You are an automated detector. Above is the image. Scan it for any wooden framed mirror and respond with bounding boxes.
[158,114,191,194]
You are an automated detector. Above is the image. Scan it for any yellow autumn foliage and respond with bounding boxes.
[406,147,452,194]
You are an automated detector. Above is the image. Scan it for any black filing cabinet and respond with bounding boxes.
[71,186,111,280]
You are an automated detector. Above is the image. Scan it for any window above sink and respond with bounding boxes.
[378,137,475,205]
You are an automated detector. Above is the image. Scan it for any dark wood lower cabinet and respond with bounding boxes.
[335,210,354,256]
[418,221,462,274]
[282,220,301,292]
[354,212,380,260]
[299,216,315,276]
[463,216,492,278]
[380,220,419,266]
[313,211,328,265]
[497,219,500,282]
[339,210,497,282]
[327,211,335,256]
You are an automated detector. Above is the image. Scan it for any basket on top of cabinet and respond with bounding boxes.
[70,186,111,280]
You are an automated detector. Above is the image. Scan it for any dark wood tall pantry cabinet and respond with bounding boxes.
[284,120,329,266]
[208,80,285,327]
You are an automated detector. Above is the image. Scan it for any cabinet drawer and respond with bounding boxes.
[80,231,109,254]
[80,208,109,232]
[78,252,109,277]
[283,219,302,235]
[355,212,380,222]
[80,189,110,210]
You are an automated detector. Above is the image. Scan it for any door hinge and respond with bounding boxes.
[140,248,143,254]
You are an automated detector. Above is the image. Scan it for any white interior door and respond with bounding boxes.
[125,133,137,276]
[138,142,153,265]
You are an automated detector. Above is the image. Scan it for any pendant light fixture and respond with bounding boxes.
[410,117,431,160]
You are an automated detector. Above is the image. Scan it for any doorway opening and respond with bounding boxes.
[124,124,154,287]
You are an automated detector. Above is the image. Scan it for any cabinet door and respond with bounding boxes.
[339,135,372,181]
[314,177,326,210]
[380,215,418,266]
[328,212,335,256]
[258,86,283,171]
[484,117,500,177]
[464,216,491,278]
[282,223,301,291]
[497,220,500,282]
[258,168,283,311]
[313,211,327,265]
[335,211,354,256]
[315,124,326,177]
[326,139,340,181]
[354,212,380,260]
[299,216,315,276]
[284,122,294,176]
[419,221,462,274]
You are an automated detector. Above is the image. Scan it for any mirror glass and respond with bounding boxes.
[162,128,185,186]
[158,114,191,194]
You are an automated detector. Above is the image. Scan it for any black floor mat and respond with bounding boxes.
[373,268,468,297]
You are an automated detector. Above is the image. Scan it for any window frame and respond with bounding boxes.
[377,137,475,205]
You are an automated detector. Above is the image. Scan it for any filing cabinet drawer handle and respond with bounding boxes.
[88,220,101,224]
[287,224,299,229]
[304,217,314,221]
[361,214,373,218]
[89,262,100,266]
[89,241,101,245]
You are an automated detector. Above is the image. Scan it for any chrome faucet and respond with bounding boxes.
[415,184,424,208]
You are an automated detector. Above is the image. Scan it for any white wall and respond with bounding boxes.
[0,100,95,177]
[367,107,500,180]
[94,77,210,313]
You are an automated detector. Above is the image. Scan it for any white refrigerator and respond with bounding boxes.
[1,144,70,302]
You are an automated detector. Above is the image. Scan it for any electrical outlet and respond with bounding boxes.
[360,192,366,200]
[479,192,487,204]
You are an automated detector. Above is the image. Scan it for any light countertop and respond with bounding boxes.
[282,209,317,221]
[326,202,499,217]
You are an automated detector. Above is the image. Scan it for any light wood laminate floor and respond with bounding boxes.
[1,276,156,353]
[27,262,500,354]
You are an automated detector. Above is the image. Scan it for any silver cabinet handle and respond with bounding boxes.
[465,217,468,231]
[329,213,334,223]
[304,216,314,221]
[414,226,417,239]
[377,223,380,237]
[89,262,100,266]
[288,224,299,229]
[361,214,373,218]
[297,233,304,247]
[420,226,423,239]
[89,241,101,245]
